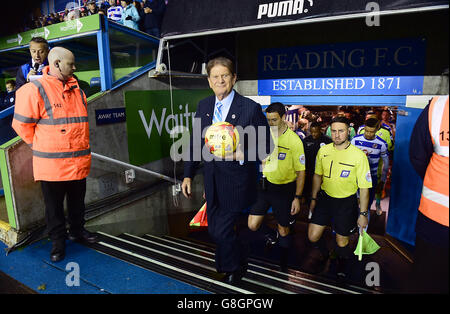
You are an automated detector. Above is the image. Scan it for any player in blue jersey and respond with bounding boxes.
[351,118,389,215]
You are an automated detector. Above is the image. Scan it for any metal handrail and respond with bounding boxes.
[91,152,180,185]
[0,106,14,120]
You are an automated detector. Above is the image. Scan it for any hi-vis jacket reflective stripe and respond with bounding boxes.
[12,66,91,182]
[419,95,449,227]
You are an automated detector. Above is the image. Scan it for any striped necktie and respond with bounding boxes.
[213,102,223,124]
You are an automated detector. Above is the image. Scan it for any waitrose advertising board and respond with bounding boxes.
[125,89,212,166]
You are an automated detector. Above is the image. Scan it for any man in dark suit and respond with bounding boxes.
[181,57,273,284]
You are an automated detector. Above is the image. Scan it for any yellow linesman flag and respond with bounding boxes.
[189,202,208,229]
[354,230,381,261]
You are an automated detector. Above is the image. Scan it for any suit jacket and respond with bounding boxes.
[15,60,49,90]
[184,91,273,212]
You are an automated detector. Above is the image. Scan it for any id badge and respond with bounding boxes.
[278,152,286,160]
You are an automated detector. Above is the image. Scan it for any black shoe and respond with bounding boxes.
[336,257,349,279]
[222,271,243,285]
[264,230,279,247]
[221,265,247,285]
[68,229,98,243]
[50,240,66,262]
[222,272,239,285]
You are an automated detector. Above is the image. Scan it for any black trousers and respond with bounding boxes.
[40,179,87,242]
[207,201,246,274]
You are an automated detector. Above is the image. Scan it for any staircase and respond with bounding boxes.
[86,232,377,294]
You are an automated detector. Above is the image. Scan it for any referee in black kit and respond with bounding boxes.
[305,116,372,278]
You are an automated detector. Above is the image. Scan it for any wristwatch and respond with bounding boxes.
[294,195,302,199]
[359,211,369,217]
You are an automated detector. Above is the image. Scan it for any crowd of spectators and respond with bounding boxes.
[284,105,396,141]
[283,104,396,214]
[0,0,168,111]
[18,0,167,38]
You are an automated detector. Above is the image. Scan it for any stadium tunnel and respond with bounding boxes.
[154,0,448,247]
[0,0,449,294]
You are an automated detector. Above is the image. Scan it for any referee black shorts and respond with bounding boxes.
[250,179,296,227]
[310,190,359,236]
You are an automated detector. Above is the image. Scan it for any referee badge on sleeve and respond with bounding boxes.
[299,154,305,165]
[366,171,372,182]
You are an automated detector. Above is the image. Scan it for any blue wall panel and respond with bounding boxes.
[386,107,423,246]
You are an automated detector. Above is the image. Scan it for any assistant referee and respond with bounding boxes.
[248,102,306,270]
[307,116,372,278]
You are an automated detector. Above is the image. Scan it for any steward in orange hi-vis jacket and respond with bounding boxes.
[419,96,449,227]
[12,47,97,263]
[12,65,91,181]
[409,95,449,294]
